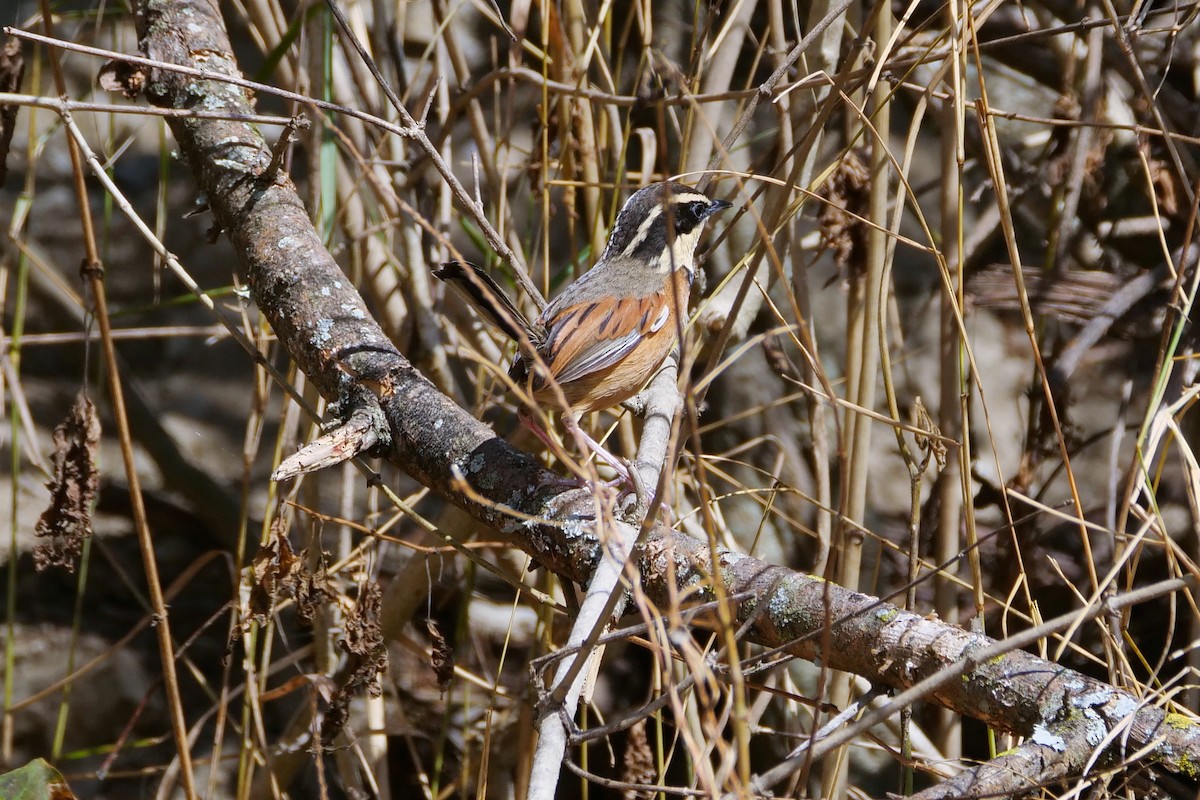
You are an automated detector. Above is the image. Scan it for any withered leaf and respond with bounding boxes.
[818,149,871,278]
[620,719,656,799]
[340,583,384,661]
[247,518,302,620]
[323,583,388,741]
[97,59,146,98]
[35,394,100,572]
[229,521,333,670]
[426,618,454,693]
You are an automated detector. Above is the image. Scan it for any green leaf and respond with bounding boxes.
[0,759,77,799]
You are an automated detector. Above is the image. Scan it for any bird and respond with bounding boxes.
[435,180,731,479]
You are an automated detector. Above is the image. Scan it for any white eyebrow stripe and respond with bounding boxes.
[619,204,663,257]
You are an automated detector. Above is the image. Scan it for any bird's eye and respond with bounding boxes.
[668,200,710,234]
[674,200,706,227]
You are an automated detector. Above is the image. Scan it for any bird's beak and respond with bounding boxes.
[705,198,733,218]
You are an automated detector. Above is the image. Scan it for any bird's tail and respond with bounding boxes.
[433,261,541,346]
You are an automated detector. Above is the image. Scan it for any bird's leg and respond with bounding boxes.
[518,411,588,488]
[519,410,563,455]
[561,414,633,487]
[518,411,637,493]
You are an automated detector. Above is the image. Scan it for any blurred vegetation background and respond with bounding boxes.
[2,0,1199,797]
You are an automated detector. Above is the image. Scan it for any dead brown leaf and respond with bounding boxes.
[35,393,100,572]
